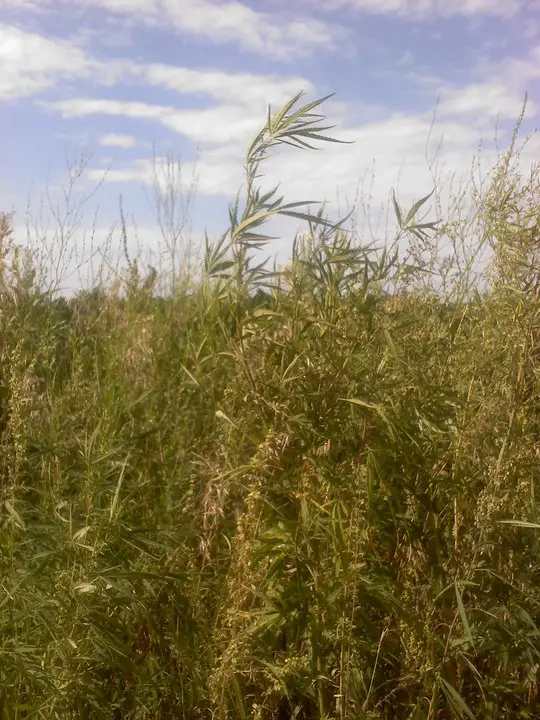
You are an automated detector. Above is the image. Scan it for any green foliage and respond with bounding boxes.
[1,93,539,719]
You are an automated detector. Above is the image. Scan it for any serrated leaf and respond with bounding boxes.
[252,309,282,318]
[284,93,333,125]
[392,189,403,228]
[180,364,200,387]
[72,526,91,542]
[498,520,540,529]
[278,210,337,227]
[455,582,475,652]
[440,678,475,719]
[4,501,25,530]
[404,188,435,226]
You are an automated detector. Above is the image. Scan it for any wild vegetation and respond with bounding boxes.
[0,93,539,719]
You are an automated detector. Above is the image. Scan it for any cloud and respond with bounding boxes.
[258,113,488,211]
[87,159,152,185]
[46,97,164,119]
[299,0,524,18]
[74,0,157,12]
[18,18,316,121]
[46,50,536,161]
[6,1,537,277]
[437,0,523,17]
[144,64,314,108]
[80,102,496,211]
[99,132,137,148]
[162,0,346,60]
[45,97,290,147]
[46,52,538,229]
[0,23,95,100]
[3,0,348,60]
[402,45,540,125]
[0,23,141,100]
[39,47,313,147]
[0,0,42,7]
[436,82,536,120]
[6,0,525,20]
[472,46,540,92]
[3,15,314,105]
[88,148,240,197]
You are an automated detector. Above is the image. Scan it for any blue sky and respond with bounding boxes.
[1,0,540,288]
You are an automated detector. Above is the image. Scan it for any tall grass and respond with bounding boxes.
[0,93,539,719]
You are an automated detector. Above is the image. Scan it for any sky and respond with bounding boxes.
[1,0,540,290]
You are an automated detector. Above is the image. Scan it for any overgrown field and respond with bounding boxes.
[1,94,539,719]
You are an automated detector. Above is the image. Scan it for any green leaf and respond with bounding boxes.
[279,200,323,210]
[498,520,540,529]
[269,90,304,129]
[278,210,337,227]
[279,137,320,151]
[440,678,476,719]
[215,409,240,430]
[404,188,435,226]
[284,93,333,125]
[209,259,235,274]
[339,397,397,440]
[4,501,26,530]
[180,364,200,387]
[232,210,278,239]
[231,675,248,720]
[252,309,282,318]
[392,189,402,228]
[455,582,475,652]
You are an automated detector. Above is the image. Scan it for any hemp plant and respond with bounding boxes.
[203,91,353,300]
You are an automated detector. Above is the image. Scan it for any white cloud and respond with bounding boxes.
[80,102,496,214]
[88,148,241,197]
[99,132,137,148]
[3,16,313,106]
[472,46,540,91]
[46,97,165,119]
[144,64,313,108]
[5,0,537,279]
[162,0,346,60]
[258,113,487,210]
[41,57,316,144]
[83,106,519,282]
[3,0,348,60]
[436,82,536,120]
[75,0,156,12]
[0,0,41,7]
[400,46,539,132]
[159,105,274,146]
[47,56,538,228]
[0,23,141,100]
[0,23,94,100]
[439,0,523,17]
[87,159,151,185]
[299,0,524,18]
[45,97,288,147]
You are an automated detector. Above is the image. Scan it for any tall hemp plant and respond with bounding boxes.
[203,92,352,304]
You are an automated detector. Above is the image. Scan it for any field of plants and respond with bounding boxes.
[0,94,539,719]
